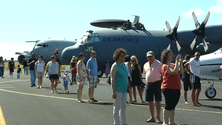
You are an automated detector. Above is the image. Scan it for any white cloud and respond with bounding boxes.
[0,43,33,60]
[209,5,222,13]
[209,0,222,13]
[183,8,205,18]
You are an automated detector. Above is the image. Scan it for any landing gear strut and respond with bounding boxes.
[205,80,217,98]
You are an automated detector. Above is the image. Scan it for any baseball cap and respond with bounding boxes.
[146,51,155,57]
[64,70,68,74]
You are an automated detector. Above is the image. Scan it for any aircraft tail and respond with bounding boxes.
[132,15,140,24]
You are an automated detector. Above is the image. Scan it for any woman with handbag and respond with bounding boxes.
[131,55,145,103]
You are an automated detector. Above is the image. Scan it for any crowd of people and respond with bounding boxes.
[0,48,204,125]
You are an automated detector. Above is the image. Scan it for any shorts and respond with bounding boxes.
[63,81,68,87]
[49,74,59,80]
[182,75,192,91]
[10,68,14,72]
[24,67,29,72]
[145,80,162,102]
[17,73,20,76]
[89,76,98,89]
[37,72,44,77]
[76,75,87,85]
[191,75,201,89]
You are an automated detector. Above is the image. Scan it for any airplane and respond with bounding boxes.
[61,12,222,78]
[16,39,77,65]
[199,47,222,99]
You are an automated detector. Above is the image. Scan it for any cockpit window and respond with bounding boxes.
[37,43,43,46]
[80,32,99,43]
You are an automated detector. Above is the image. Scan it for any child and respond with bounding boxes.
[17,65,22,79]
[62,70,71,93]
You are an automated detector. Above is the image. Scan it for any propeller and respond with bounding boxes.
[165,16,181,51]
[190,11,210,52]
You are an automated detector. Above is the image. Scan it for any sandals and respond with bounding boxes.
[77,100,85,103]
[146,118,155,122]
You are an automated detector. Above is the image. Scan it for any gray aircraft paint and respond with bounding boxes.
[61,25,222,74]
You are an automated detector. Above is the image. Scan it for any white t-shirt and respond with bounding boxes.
[62,75,70,82]
[47,61,59,74]
[35,61,45,72]
[124,62,131,76]
[188,58,200,77]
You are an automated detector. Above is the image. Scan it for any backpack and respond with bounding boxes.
[73,66,77,76]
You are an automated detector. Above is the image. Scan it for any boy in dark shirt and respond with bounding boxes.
[17,65,22,79]
[8,58,15,78]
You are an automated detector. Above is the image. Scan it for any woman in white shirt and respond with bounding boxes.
[35,55,45,89]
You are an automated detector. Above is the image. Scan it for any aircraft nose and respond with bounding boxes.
[61,46,80,61]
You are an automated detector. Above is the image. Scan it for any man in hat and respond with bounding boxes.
[143,51,163,123]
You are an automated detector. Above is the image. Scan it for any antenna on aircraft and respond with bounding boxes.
[165,16,181,51]
[190,11,210,52]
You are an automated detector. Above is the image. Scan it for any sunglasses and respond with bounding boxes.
[91,53,96,55]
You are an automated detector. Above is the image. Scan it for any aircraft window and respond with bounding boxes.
[36,43,43,46]
[43,44,48,47]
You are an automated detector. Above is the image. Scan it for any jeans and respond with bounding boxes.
[0,67,4,77]
[29,70,36,85]
[113,92,127,125]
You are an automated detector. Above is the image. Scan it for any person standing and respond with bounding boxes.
[70,56,77,84]
[110,48,129,125]
[131,55,144,103]
[22,58,29,75]
[105,60,110,77]
[124,55,133,103]
[17,65,22,79]
[184,52,202,106]
[161,49,183,125]
[182,54,192,105]
[61,70,71,93]
[28,53,37,87]
[55,53,61,83]
[0,57,4,78]
[86,51,99,103]
[76,52,87,103]
[35,55,45,89]
[45,55,60,93]
[8,58,15,78]
[143,51,162,123]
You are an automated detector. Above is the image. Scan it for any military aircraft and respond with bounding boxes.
[16,39,77,64]
[199,47,222,98]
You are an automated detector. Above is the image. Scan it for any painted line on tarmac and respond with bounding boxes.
[0,106,6,125]
[0,80,29,84]
[0,88,222,115]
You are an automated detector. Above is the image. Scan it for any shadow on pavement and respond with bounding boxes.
[202,104,222,110]
[90,102,113,105]
[199,98,222,101]
[57,92,76,95]
[43,87,62,90]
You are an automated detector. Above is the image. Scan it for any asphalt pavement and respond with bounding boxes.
[0,70,221,125]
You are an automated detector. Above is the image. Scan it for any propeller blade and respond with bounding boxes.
[173,36,181,51]
[192,12,200,28]
[167,43,171,50]
[202,11,210,25]
[203,38,209,52]
[190,36,197,50]
[175,16,180,29]
[165,21,172,33]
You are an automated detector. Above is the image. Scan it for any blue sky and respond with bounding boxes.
[1,0,222,60]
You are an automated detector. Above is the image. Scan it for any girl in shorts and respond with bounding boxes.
[76,52,87,103]
[45,56,61,93]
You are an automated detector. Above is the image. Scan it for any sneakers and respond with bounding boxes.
[51,90,54,93]
[30,85,34,87]
[40,86,42,88]
[64,90,69,93]
[37,86,40,89]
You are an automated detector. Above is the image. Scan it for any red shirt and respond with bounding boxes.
[161,64,181,89]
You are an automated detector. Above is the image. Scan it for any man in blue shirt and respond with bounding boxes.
[86,50,98,103]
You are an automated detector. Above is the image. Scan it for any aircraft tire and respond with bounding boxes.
[97,70,104,78]
[205,87,216,98]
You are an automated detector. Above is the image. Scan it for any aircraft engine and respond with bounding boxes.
[190,11,210,52]
[16,52,31,64]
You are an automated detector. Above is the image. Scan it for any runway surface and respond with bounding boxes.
[0,70,221,125]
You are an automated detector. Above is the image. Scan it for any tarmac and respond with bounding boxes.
[0,70,221,125]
